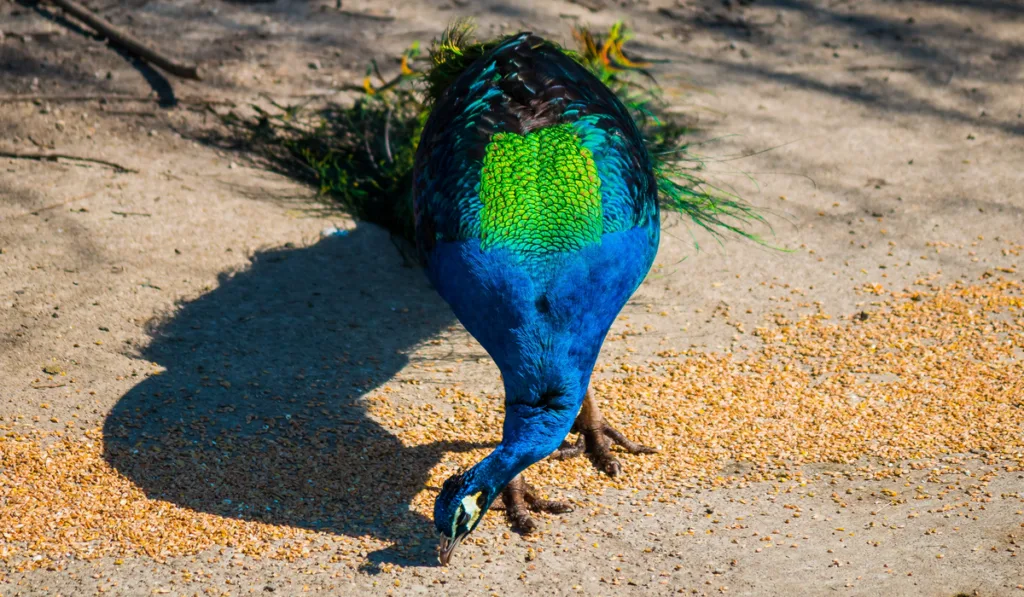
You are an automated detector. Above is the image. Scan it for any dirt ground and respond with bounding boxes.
[2,0,1023,595]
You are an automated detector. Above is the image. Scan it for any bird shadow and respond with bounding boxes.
[102,225,485,569]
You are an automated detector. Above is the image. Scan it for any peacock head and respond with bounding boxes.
[434,468,497,565]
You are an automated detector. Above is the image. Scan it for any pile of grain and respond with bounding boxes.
[1,276,1021,569]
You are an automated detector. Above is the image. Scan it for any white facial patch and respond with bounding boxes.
[461,492,483,528]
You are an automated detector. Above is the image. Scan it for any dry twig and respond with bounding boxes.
[9,189,102,221]
[0,94,234,106]
[338,9,395,21]
[0,150,137,173]
[44,0,201,80]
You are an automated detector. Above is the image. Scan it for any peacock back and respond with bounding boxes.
[413,33,659,263]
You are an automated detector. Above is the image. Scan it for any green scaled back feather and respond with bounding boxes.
[220,21,768,247]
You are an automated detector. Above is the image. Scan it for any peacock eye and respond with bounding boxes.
[456,508,470,528]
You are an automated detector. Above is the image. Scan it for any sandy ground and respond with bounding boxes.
[2,0,1023,595]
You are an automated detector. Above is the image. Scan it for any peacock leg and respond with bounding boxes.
[549,389,656,477]
[501,475,573,534]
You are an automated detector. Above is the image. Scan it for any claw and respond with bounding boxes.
[548,389,656,477]
[502,476,572,534]
[550,434,585,460]
[603,425,658,455]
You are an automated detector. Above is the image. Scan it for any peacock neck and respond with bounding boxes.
[469,445,528,498]
[470,398,581,495]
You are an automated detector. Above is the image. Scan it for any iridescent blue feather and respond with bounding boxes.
[415,33,661,541]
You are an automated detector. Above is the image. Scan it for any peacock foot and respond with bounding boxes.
[550,390,656,477]
[501,475,573,534]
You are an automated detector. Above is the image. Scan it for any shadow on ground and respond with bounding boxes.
[102,225,482,568]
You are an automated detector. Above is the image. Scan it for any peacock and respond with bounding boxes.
[415,29,670,566]
[238,21,766,566]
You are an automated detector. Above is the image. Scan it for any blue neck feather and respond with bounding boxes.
[427,224,658,495]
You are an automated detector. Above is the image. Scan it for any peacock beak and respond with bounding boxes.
[438,533,465,566]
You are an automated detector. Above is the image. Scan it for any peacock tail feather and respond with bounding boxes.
[224,21,768,248]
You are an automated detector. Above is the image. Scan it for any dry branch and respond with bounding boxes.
[44,0,201,80]
[8,190,102,221]
[0,150,137,173]
[0,94,234,106]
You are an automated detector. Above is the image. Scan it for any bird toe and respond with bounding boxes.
[509,509,538,534]
[593,451,622,477]
[530,498,573,515]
